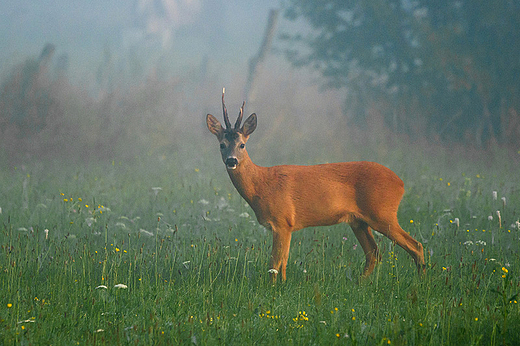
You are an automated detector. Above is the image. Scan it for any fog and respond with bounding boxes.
[1,1,518,173]
[1,0,278,81]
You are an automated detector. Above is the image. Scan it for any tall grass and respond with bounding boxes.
[0,147,519,345]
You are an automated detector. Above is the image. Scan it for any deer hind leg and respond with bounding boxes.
[349,220,381,277]
[371,218,425,275]
[269,229,292,283]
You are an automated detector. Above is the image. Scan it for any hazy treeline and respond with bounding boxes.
[282,0,520,147]
[0,43,190,162]
[1,1,519,165]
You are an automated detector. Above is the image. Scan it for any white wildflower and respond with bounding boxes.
[85,217,96,227]
[463,241,474,246]
[198,199,210,205]
[454,218,460,228]
[239,212,250,218]
[17,319,36,324]
[94,329,104,333]
[44,229,49,239]
[492,191,498,201]
[95,285,108,289]
[488,215,493,221]
[268,268,279,274]
[217,197,229,209]
[501,197,506,207]
[139,229,154,237]
[115,222,126,229]
[475,240,486,246]
[151,187,162,196]
[114,284,128,289]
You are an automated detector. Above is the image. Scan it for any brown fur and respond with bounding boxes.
[206,99,425,282]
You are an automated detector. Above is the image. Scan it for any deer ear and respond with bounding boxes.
[241,113,257,137]
[206,114,224,139]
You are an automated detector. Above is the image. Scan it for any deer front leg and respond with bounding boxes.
[269,229,292,283]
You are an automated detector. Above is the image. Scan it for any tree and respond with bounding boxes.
[282,0,520,146]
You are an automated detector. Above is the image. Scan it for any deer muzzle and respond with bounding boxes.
[225,157,238,170]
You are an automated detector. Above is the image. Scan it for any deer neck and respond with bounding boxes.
[226,152,265,205]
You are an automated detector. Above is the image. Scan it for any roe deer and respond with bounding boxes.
[206,89,425,282]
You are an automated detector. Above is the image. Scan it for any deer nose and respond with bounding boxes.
[225,157,238,170]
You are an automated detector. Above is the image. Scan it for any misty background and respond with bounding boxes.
[1,0,519,170]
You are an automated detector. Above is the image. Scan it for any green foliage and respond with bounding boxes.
[282,0,520,145]
[0,152,519,344]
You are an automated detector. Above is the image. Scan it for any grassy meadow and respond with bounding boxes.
[1,145,519,345]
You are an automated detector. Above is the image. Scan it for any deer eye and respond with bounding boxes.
[220,143,226,150]
[239,143,245,149]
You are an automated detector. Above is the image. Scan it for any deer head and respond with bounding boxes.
[206,88,257,170]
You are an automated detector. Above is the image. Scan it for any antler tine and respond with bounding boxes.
[235,101,245,129]
[222,88,232,129]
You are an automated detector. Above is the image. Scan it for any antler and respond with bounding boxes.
[235,101,245,129]
[222,88,232,129]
